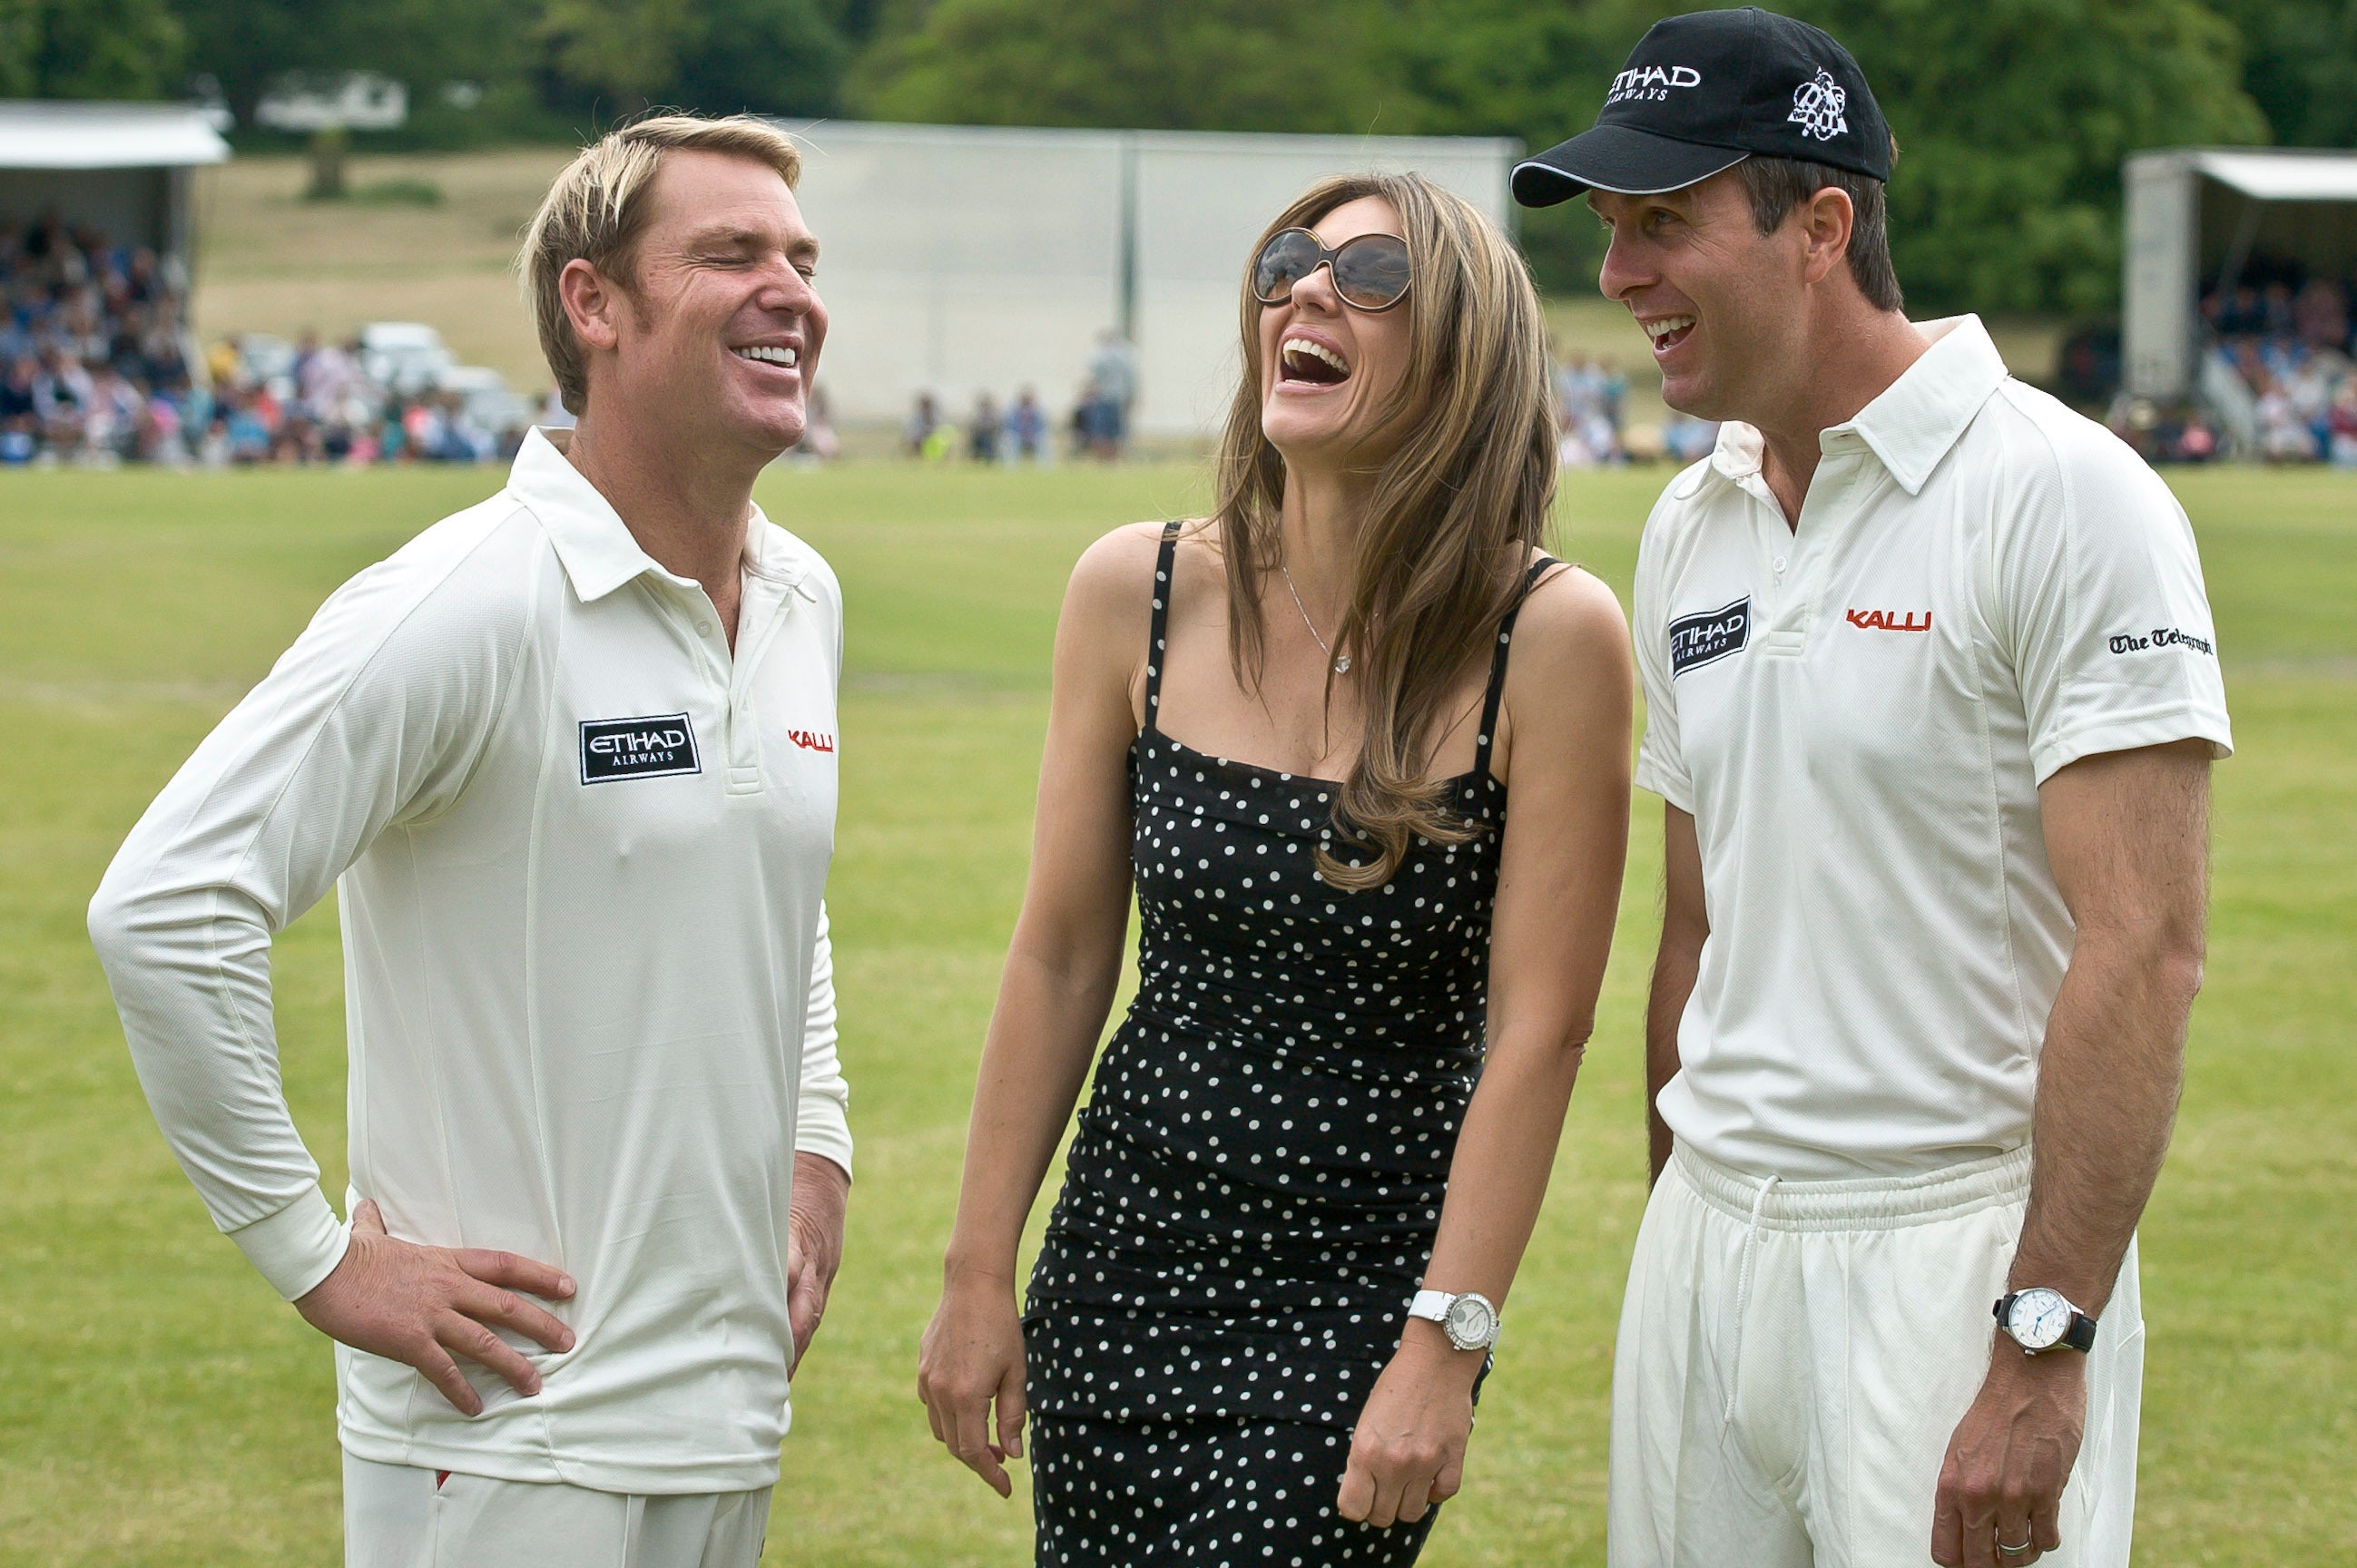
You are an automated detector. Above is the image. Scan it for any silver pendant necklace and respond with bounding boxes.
[1279,561,1350,674]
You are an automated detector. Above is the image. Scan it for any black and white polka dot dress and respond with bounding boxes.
[1022,523,1553,1565]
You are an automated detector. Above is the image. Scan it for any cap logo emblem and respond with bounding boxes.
[1606,64,1702,105]
[1788,68,1850,141]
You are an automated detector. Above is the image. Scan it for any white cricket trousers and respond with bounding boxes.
[1607,1143,2144,1568]
[343,1453,772,1568]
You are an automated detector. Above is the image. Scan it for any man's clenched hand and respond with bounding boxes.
[1932,1348,2087,1567]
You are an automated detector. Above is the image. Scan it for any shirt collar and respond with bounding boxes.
[506,426,805,601]
[1841,315,2009,494]
[1701,314,2011,498]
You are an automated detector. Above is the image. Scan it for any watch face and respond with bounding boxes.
[1444,1294,1497,1348]
[2007,1289,2073,1350]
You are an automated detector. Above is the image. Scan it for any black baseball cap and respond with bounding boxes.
[1513,6,1891,206]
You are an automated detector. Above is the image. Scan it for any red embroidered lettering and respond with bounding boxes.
[1845,608,1931,632]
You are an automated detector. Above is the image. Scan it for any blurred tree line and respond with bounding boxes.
[4,0,2351,314]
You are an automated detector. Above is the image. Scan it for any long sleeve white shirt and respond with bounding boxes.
[90,428,850,1493]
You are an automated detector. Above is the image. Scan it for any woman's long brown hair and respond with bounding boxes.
[1209,171,1557,889]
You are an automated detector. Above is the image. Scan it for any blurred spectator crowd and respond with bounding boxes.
[2207,272,2357,465]
[1554,351,1627,467]
[190,327,540,467]
[2130,268,2357,466]
[1553,345,1718,469]
[3,212,540,469]
[2,215,200,466]
[900,329,1137,464]
[903,387,1057,464]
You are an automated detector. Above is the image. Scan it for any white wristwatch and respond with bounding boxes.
[1408,1289,1500,1351]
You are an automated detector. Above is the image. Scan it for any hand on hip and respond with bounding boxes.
[294,1199,575,1416]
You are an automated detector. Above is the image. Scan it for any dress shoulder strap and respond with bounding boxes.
[1473,554,1563,777]
[1143,520,1182,733]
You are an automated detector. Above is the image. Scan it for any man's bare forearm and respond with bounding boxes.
[2011,931,2202,1316]
[1645,933,1701,1185]
[2014,741,2212,1318]
[1647,805,1708,1186]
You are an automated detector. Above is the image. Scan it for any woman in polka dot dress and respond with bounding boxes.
[919,172,1634,1563]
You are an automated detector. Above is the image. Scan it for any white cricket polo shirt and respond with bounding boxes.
[1633,317,2232,1181]
[91,427,851,1493]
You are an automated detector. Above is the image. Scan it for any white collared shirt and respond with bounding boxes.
[1633,317,2232,1180]
[91,428,850,1492]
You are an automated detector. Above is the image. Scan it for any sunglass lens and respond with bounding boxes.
[1253,230,1323,303]
[1333,236,1411,309]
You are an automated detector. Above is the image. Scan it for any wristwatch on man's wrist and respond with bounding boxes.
[1993,1288,2098,1356]
[1408,1289,1500,1352]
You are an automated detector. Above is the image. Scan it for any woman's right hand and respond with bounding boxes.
[918,1275,1030,1497]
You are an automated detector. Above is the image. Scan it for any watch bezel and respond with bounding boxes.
[2002,1287,2073,1351]
[1441,1291,1498,1351]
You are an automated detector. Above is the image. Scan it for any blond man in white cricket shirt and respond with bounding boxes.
[90,115,850,1567]
[1515,11,2231,1568]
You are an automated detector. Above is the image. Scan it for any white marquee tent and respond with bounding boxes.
[0,100,231,269]
[2123,146,2357,401]
[771,120,1521,439]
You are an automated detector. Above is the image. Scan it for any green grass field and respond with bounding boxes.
[1,460,2352,1565]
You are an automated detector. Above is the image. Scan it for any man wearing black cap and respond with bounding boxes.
[1516,10,2230,1568]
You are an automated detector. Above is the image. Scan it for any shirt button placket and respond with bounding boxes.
[678,589,751,795]
[727,679,762,793]
[723,582,777,796]
[1764,473,1832,654]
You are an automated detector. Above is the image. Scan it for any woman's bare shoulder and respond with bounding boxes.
[1507,559,1634,697]
[1066,517,1220,612]
[1518,558,1627,642]
[1058,519,1194,651]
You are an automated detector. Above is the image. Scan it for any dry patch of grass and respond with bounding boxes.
[192,150,577,390]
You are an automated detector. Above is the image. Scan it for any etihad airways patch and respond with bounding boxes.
[579,713,701,784]
[1668,596,1751,677]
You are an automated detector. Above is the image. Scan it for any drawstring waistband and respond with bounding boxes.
[1672,1142,2033,1433]
[1673,1142,2032,1232]
[1723,1171,1780,1428]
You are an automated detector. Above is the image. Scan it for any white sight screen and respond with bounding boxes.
[775,120,1519,438]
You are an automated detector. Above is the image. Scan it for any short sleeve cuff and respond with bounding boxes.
[1634,754,1695,814]
[2030,705,2234,785]
[228,1187,351,1301]
[793,1106,854,1183]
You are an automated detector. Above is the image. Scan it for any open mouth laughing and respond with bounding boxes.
[1279,334,1352,387]
[1637,313,1696,358]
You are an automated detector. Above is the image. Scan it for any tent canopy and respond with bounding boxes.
[0,101,230,171]
[2189,149,2357,291]
[0,101,231,277]
[2184,149,2357,205]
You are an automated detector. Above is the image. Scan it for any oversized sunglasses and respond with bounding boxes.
[1251,228,1414,312]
